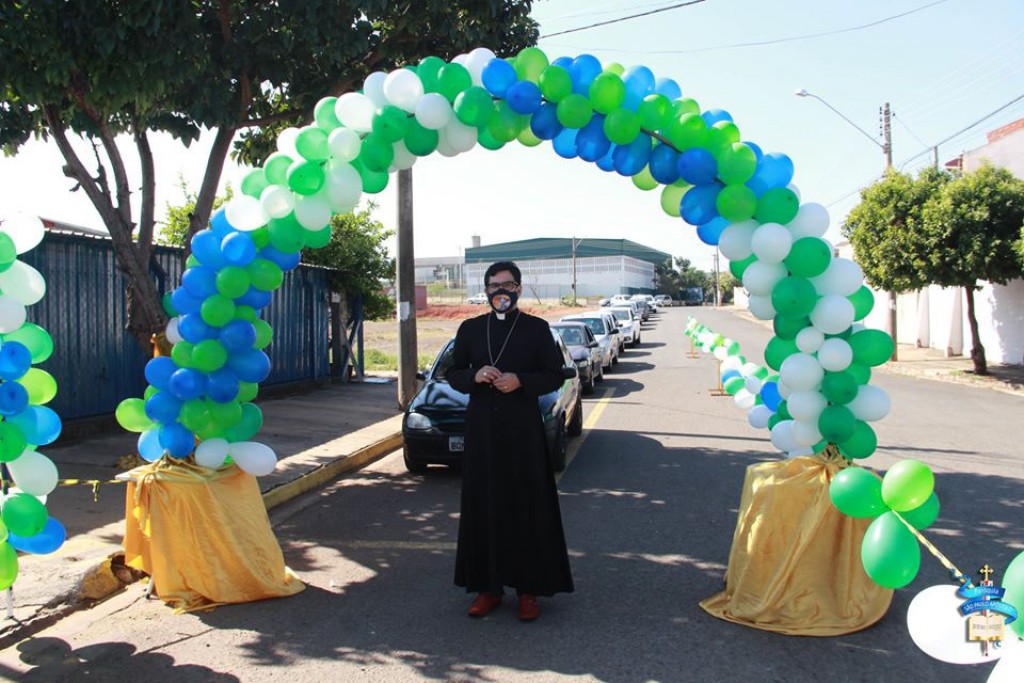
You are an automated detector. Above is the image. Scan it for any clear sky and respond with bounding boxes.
[1,0,1022,272]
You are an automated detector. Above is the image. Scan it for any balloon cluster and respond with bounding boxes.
[0,214,67,590]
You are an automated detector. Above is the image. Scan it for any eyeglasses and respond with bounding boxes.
[485,281,520,293]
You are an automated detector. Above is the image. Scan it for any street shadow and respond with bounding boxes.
[603,361,654,376]
[595,377,645,398]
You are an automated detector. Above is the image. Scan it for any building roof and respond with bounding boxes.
[465,238,671,267]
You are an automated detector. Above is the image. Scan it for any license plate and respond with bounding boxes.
[448,436,465,452]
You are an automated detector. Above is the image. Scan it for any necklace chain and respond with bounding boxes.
[487,310,520,367]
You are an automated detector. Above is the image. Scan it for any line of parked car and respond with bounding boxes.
[401,295,665,474]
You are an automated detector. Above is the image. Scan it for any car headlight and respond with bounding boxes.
[405,412,433,430]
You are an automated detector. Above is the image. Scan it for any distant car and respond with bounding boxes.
[608,305,641,346]
[402,334,583,473]
[551,321,603,394]
[654,294,675,307]
[629,295,652,320]
[561,311,620,368]
[467,292,487,304]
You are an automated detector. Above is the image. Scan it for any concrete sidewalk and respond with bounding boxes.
[0,380,404,649]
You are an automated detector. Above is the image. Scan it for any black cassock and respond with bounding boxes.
[447,309,575,596]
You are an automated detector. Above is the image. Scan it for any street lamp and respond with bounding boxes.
[795,88,897,360]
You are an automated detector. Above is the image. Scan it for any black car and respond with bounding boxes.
[402,333,583,473]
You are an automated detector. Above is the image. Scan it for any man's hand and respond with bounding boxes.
[493,372,521,393]
[475,365,501,384]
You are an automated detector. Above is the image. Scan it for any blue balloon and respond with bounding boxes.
[551,56,574,70]
[170,286,203,316]
[219,319,257,353]
[612,133,652,176]
[221,232,257,266]
[0,341,32,380]
[648,144,680,185]
[481,58,518,98]
[191,230,226,269]
[595,147,616,172]
[144,391,183,424]
[506,81,543,115]
[209,208,233,238]
[168,368,207,401]
[697,217,730,246]
[570,54,602,95]
[207,368,240,403]
[552,128,579,160]
[702,109,733,126]
[744,140,764,161]
[530,102,563,141]
[575,115,610,162]
[159,422,195,458]
[138,428,164,462]
[622,65,655,110]
[760,381,782,412]
[236,287,272,310]
[655,77,681,101]
[8,406,62,445]
[680,182,723,226]
[677,148,718,185]
[0,381,28,416]
[182,265,219,299]
[228,349,271,383]
[7,517,66,555]
[721,369,741,383]
[144,357,178,391]
[747,152,795,195]
[178,313,217,343]
[258,245,301,272]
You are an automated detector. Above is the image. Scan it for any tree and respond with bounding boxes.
[0,1,538,350]
[920,164,1024,374]
[706,271,737,303]
[158,182,232,246]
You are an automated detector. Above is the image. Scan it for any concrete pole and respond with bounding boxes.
[882,102,898,361]
[396,169,419,408]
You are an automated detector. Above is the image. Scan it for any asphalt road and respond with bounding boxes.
[1,306,1021,682]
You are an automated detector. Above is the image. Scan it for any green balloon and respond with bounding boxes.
[845,363,872,384]
[829,467,886,518]
[216,266,251,299]
[250,226,271,250]
[665,113,707,150]
[517,126,542,148]
[714,120,741,144]
[660,182,689,217]
[286,160,325,196]
[185,254,200,268]
[603,108,641,145]
[436,63,472,102]
[671,97,701,117]
[785,237,833,278]
[849,286,875,321]
[717,143,757,185]
[849,329,895,367]
[589,72,625,114]
[313,96,341,131]
[238,382,259,403]
[247,259,284,292]
[201,294,236,327]
[487,101,523,143]
[729,253,757,280]
[144,385,159,400]
[356,162,389,194]
[723,376,745,396]
[304,224,332,249]
[861,511,920,589]
[515,46,549,83]
[171,341,194,369]
[115,398,154,433]
[764,336,799,371]
[192,339,228,373]
[821,371,858,405]
[240,169,269,199]
[263,152,294,185]
[161,292,178,318]
[703,126,733,160]
[179,398,212,434]
[295,126,330,161]
[638,94,672,131]
[839,420,877,459]
[372,105,410,143]
[417,56,445,93]
[1,494,47,537]
[767,413,783,430]
[234,306,258,323]
[716,184,758,222]
[818,404,857,443]
[773,315,810,341]
[556,94,593,129]
[224,402,263,442]
[999,550,1024,637]
[2,323,54,364]
[756,187,800,224]
[881,459,935,512]
[208,399,243,430]
[775,400,791,421]
[632,166,659,191]
[357,133,394,173]
[477,128,505,151]
[539,65,572,102]
[771,277,817,317]
[404,120,439,156]
[454,87,495,129]
[899,492,939,530]
[0,542,16,591]
[253,319,273,349]
[18,368,57,405]
[268,215,305,254]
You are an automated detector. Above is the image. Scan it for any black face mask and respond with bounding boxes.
[489,288,518,313]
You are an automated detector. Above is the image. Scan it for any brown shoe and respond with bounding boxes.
[517,593,539,621]
[467,593,502,617]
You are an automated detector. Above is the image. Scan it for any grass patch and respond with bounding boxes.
[364,348,436,372]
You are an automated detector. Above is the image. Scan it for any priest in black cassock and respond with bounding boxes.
[447,261,574,622]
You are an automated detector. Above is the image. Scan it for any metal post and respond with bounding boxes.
[397,169,419,408]
[713,248,721,308]
[881,102,898,361]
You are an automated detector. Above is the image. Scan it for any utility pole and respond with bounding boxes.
[713,248,721,308]
[881,102,898,361]
[396,168,418,409]
[571,237,581,305]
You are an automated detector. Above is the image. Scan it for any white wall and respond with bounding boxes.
[465,255,656,299]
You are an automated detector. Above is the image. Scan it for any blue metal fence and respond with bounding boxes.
[20,231,331,421]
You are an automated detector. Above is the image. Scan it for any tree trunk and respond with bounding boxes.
[186,125,237,259]
[964,286,987,375]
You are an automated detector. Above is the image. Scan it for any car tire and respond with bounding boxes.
[549,419,567,472]
[594,362,604,383]
[568,396,583,437]
[403,447,429,474]
[583,368,595,395]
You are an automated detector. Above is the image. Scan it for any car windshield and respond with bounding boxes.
[432,344,456,380]
[570,318,605,336]
[555,327,585,346]
[610,309,631,321]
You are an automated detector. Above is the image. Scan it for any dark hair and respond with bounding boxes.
[484,260,521,285]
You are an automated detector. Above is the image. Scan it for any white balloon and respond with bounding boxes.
[383,69,424,113]
[721,356,744,372]
[734,389,756,410]
[7,449,58,496]
[230,441,278,476]
[713,345,729,361]
[810,294,856,335]
[334,93,376,131]
[744,376,763,394]
[747,404,773,429]
[795,327,824,354]
[260,184,296,219]
[786,183,801,202]
[324,161,362,212]
[276,127,301,158]
[414,93,453,130]
[848,385,891,422]
[293,193,332,231]
[779,353,824,391]
[0,294,28,333]
[747,294,776,320]
[791,419,823,447]
[817,338,853,371]
[1,213,46,254]
[811,258,864,297]
[788,202,830,239]
[770,420,798,452]
[777,380,793,399]
[452,53,469,66]
[165,317,183,345]
[717,220,758,261]
[739,362,760,377]
[195,438,230,469]
[466,47,497,86]
[444,118,478,153]
[787,446,815,459]
[362,71,389,108]
[328,128,363,162]
[225,195,269,232]
[750,223,793,264]
[989,634,1024,683]
[787,390,827,421]
[743,261,787,296]
[391,142,416,173]
[0,260,46,305]
[907,585,1004,665]
[435,130,458,157]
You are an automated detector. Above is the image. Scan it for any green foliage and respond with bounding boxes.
[1016,226,1024,268]
[842,168,951,293]
[707,271,737,303]
[159,183,232,246]
[364,348,434,372]
[656,256,706,295]
[301,204,395,320]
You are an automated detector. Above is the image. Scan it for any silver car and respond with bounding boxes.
[608,306,641,346]
[561,312,619,370]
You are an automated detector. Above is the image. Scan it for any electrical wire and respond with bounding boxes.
[897,92,1024,168]
[535,0,685,24]
[539,0,707,39]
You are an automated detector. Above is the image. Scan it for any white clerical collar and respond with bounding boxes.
[495,311,506,321]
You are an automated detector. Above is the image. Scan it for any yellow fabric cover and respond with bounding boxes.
[700,455,892,636]
[123,458,304,612]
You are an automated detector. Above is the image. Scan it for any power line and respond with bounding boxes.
[898,92,1024,168]
[536,0,683,24]
[539,0,707,39]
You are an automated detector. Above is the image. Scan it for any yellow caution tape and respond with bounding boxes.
[56,478,128,502]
